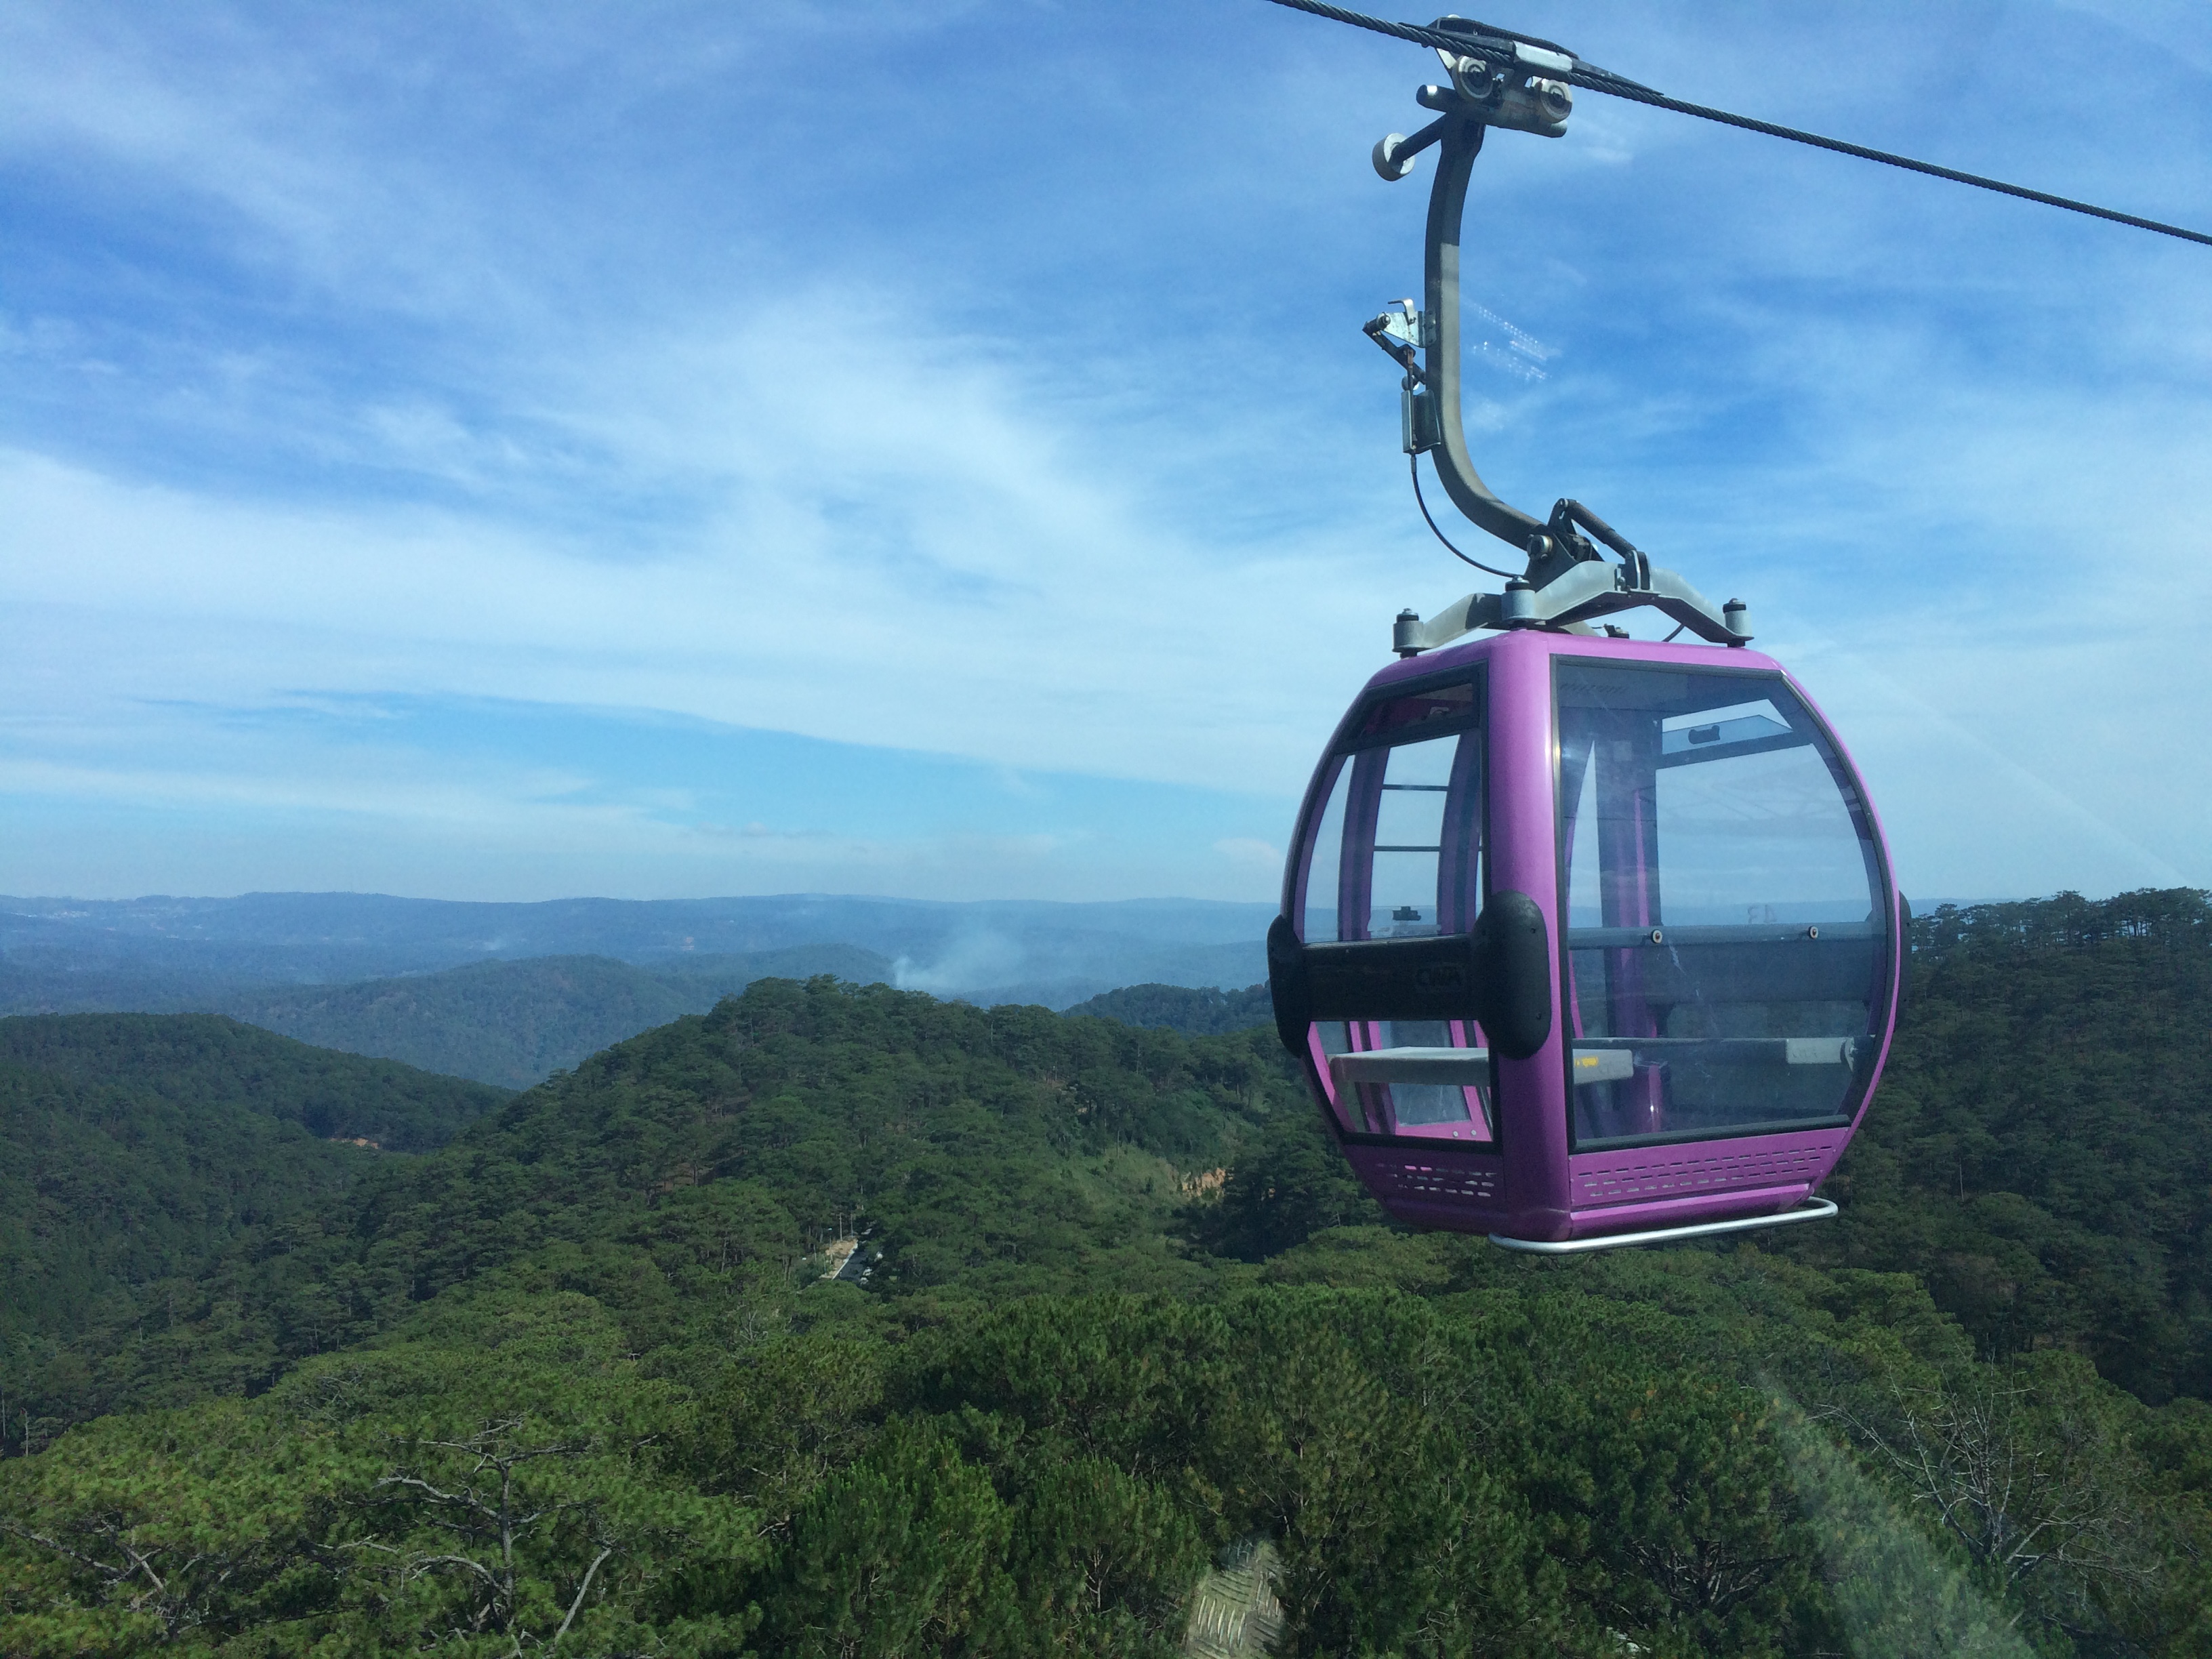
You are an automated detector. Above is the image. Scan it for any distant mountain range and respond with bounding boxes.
[220,947,894,1088]
[0,893,1279,1086]
[1,890,1272,998]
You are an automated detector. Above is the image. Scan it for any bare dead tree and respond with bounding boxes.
[1624,1534,1795,1622]
[1819,1365,2159,1636]
[351,1418,634,1650]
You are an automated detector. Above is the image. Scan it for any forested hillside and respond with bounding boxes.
[1,945,897,1088]
[1063,981,1274,1036]
[4,893,2211,1656]
[1786,888,2212,1401]
[219,945,895,1087]
[0,1016,506,1435]
[0,986,1297,1456]
[0,1014,507,1152]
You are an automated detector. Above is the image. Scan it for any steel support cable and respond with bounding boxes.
[1593,83,2212,247]
[1260,0,2212,248]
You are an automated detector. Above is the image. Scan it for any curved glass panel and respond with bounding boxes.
[1292,675,1491,1142]
[1556,661,1889,1148]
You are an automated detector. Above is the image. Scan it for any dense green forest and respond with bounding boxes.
[0,1017,508,1433]
[0,1015,508,1153]
[1062,983,1275,1037]
[3,892,2211,1656]
[1783,888,2212,1402]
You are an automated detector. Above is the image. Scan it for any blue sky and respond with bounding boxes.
[3,0,2207,904]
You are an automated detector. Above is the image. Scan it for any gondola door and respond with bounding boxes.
[1300,673,1493,1144]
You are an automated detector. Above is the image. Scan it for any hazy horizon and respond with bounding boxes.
[1,884,2065,913]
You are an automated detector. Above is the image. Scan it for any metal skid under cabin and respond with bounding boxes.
[1265,18,1905,1250]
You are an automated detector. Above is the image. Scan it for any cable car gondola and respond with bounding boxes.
[1263,21,1907,1250]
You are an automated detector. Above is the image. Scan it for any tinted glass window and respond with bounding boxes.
[1557,661,1887,1147]
[1293,677,1490,1141]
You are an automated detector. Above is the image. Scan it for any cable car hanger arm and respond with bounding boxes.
[1373,83,1751,647]
[1412,116,1541,556]
[1262,0,2212,249]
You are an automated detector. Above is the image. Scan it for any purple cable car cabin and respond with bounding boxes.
[1254,32,1909,1247]
[1267,628,1903,1250]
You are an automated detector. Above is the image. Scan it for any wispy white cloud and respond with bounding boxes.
[0,0,2207,903]
[1214,838,1280,871]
